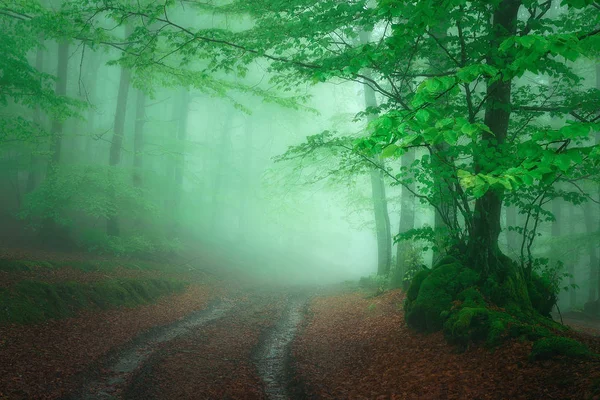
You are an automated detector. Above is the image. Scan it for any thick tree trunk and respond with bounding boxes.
[468,0,521,271]
[133,89,146,187]
[106,55,132,237]
[396,149,416,288]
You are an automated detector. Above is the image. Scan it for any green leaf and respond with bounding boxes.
[443,130,458,144]
[415,109,430,123]
[381,144,399,158]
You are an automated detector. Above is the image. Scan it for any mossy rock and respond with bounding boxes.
[405,268,431,302]
[405,262,479,332]
[404,256,572,351]
[530,337,592,361]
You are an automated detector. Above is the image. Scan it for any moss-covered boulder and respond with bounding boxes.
[405,260,479,332]
[404,255,580,358]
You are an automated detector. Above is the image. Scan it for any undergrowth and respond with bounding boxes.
[0,258,187,274]
[0,278,185,324]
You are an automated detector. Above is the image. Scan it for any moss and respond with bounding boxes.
[529,337,593,361]
[404,256,578,354]
[405,262,479,332]
[405,268,431,302]
[0,259,57,272]
[432,255,462,269]
[0,279,185,325]
[527,272,557,317]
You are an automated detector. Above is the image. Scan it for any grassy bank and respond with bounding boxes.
[0,278,186,324]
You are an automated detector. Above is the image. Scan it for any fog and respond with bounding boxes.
[0,0,598,311]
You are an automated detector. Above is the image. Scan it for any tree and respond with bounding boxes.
[107,27,133,237]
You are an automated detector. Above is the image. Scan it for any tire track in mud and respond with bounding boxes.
[72,299,234,400]
[253,295,309,400]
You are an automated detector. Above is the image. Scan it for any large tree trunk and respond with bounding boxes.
[395,149,416,288]
[468,0,521,271]
[106,53,132,237]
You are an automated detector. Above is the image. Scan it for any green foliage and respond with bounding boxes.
[529,337,593,361]
[77,231,183,257]
[0,279,185,325]
[19,165,157,228]
[389,242,425,289]
[358,273,389,294]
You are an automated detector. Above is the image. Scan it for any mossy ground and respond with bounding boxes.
[0,258,176,273]
[0,278,185,324]
[404,255,595,360]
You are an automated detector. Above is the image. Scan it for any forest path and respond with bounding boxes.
[67,287,317,400]
[70,299,235,399]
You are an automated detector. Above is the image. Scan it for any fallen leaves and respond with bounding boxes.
[292,289,600,400]
[128,292,287,400]
[0,285,214,399]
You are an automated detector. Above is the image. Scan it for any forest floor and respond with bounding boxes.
[2,248,600,399]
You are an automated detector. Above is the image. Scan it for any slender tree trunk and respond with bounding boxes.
[106,55,132,237]
[360,31,392,276]
[49,41,69,168]
[26,35,45,193]
[40,40,69,242]
[585,199,598,302]
[238,116,253,242]
[568,206,578,309]
[596,64,600,300]
[133,89,146,187]
[468,0,521,271]
[210,108,234,233]
[505,205,520,253]
[171,90,190,234]
[83,51,101,163]
[396,149,416,288]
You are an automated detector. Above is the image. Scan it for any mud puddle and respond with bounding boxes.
[253,295,307,400]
